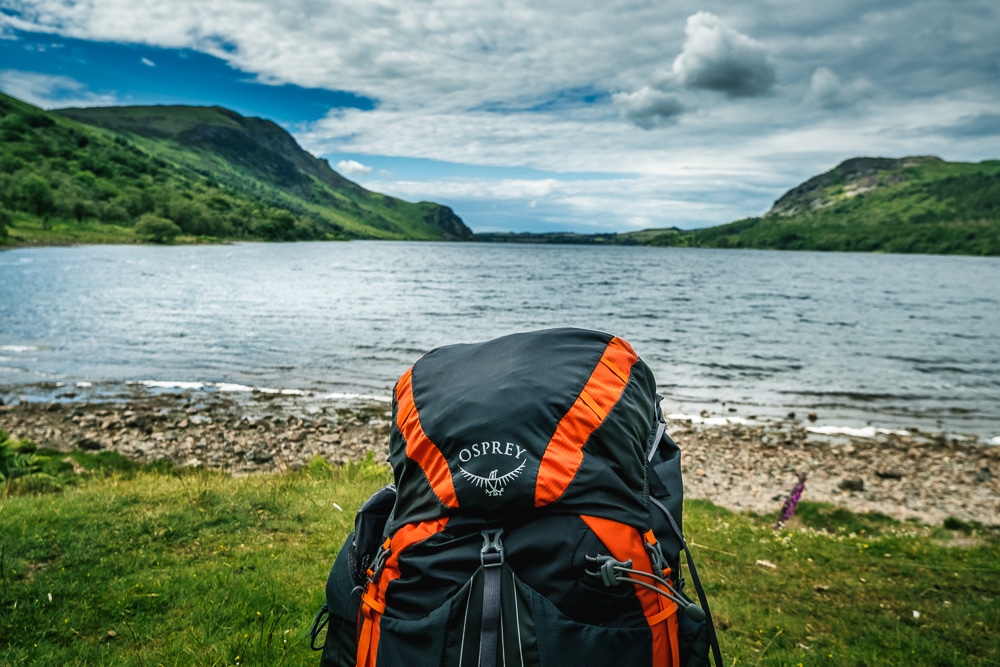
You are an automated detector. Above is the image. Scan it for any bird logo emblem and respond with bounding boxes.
[459,459,526,497]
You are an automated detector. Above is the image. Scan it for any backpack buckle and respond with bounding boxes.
[480,528,505,568]
[367,542,391,584]
[644,536,669,577]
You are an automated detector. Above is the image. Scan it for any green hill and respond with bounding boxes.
[634,156,1000,255]
[0,92,472,246]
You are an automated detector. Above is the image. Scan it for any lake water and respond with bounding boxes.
[1,242,998,441]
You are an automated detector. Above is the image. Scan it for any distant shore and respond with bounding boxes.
[2,390,997,527]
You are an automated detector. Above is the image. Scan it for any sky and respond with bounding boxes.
[2,1,999,234]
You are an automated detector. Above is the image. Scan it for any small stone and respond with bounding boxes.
[807,412,818,422]
[838,478,865,492]
[78,437,102,451]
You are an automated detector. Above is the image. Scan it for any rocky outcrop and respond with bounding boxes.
[766,156,942,218]
[422,204,476,241]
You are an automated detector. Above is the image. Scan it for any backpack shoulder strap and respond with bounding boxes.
[651,497,724,667]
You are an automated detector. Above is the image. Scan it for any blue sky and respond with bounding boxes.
[2,1,999,233]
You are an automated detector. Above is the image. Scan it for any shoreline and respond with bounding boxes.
[2,391,997,527]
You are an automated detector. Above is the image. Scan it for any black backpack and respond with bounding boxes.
[311,328,722,666]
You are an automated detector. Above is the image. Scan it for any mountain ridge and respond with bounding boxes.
[0,92,473,245]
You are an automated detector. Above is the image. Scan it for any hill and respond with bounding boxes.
[0,92,472,245]
[634,156,1000,255]
[473,157,1000,256]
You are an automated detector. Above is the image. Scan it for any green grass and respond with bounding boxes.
[1,452,997,666]
[1,453,390,666]
[685,500,998,665]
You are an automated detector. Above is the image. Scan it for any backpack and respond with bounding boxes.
[311,328,722,667]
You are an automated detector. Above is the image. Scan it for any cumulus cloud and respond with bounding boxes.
[0,70,118,108]
[335,159,373,176]
[612,87,684,130]
[671,12,775,97]
[806,67,872,109]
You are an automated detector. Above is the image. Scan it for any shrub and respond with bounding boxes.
[135,214,182,243]
[18,173,55,216]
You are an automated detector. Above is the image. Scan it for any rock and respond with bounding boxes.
[807,412,818,422]
[78,436,102,450]
[838,478,865,492]
[246,448,274,464]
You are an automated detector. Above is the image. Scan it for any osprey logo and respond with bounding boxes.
[457,440,528,498]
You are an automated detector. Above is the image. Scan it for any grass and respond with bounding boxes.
[1,448,997,666]
[0,452,390,666]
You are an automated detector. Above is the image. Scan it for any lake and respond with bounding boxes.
[1,242,998,441]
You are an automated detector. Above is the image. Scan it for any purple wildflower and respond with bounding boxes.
[774,473,807,529]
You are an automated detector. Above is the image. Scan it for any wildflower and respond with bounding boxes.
[774,473,807,529]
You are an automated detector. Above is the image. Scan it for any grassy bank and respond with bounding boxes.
[1,449,997,666]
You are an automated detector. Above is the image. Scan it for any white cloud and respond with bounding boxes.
[335,159,372,176]
[359,173,768,231]
[670,12,775,97]
[612,87,684,130]
[141,57,155,67]
[806,67,873,110]
[0,70,119,108]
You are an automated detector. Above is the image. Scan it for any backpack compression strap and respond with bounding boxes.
[356,517,450,667]
[582,515,680,667]
[395,368,460,508]
[534,337,638,506]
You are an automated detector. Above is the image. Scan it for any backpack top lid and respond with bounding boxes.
[387,328,658,530]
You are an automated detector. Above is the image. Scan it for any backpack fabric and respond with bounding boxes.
[312,328,721,667]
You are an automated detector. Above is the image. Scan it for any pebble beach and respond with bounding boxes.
[2,390,997,527]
